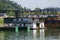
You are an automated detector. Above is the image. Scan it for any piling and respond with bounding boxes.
[15,26,19,32]
[27,27,30,32]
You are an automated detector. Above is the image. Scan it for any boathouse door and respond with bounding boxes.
[36,23,40,29]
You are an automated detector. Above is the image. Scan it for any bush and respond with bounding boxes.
[0,18,4,24]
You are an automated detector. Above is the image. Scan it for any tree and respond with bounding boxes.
[34,8,41,11]
[34,7,42,14]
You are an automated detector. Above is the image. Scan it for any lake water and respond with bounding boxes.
[0,28,60,40]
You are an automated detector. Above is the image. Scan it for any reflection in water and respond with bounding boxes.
[0,28,60,40]
[33,30,37,40]
[0,31,5,40]
[33,29,45,40]
[40,29,45,40]
[45,28,60,40]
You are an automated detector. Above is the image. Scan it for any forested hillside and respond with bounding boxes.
[0,0,23,16]
[0,0,23,10]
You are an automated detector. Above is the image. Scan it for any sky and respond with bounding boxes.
[11,0,60,10]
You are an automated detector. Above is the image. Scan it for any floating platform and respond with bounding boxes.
[0,25,45,31]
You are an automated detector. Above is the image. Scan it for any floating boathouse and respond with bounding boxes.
[0,9,60,30]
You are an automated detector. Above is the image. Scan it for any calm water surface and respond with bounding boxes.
[0,28,60,40]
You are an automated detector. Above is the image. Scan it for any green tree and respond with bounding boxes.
[34,7,42,14]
